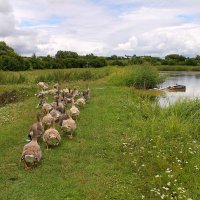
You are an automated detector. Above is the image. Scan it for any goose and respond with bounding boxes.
[61,111,76,139]
[62,88,70,96]
[36,92,47,108]
[82,89,90,101]
[71,88,79,98]
[28,113,44,141]
[21,135,42,170]
[46,89,57,95]
[61,94,68,106]
[42,111,54,129]
[42,103,52,114]
[53,83,60,90]
[37,82,48,91]
[50,109,61,122]
[43,121,61,150]
[70,99,80,120]
[52,97,65,114]
[75,96,86,107]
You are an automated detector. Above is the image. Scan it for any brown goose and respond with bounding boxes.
[50,109,61,122]
[75,96,86,107]
[42,103,52,114]
[61,111,76,139]
[70,99,80,120]
[43,121,61,150]
[82,89,90,101]
[37,82,48,91]
[28,113,44,141]
[21,135,42,170]
[42,111,54,129]
[52,97,65,114]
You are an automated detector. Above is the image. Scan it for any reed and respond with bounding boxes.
[34,68,111,83]
[0,71,26,84]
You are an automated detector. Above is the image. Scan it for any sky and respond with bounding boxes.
[0,0,200,57]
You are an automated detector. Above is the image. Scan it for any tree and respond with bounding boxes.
[165,54,186,62]
[87,57,107,68]
[0,41,29,71]
[185,58,197,66]
[85,53,98,59]
[110,55,118,60]
[0,41,15,56]
[55,50,79,59]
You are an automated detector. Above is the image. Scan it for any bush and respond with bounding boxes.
[87,58,107,68]
[110,60,125,66]
[125,66,161,89]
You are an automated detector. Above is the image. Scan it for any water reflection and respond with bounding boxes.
[158,71,200,107]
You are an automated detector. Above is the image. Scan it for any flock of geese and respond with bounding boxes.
[20,82,90,170]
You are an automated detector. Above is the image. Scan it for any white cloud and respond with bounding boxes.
[0,0,200,56]
[114,24,200,57]
[0,0,15,36]
[0,0,12,13]
[115,36,137,51]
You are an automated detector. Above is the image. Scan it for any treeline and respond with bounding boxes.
[107,54,200,66]
[1,41,200,71]
[0,42,107,71]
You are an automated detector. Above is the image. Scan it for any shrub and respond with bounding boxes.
[125,66,161,89]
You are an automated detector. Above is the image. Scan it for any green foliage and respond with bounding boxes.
[0,42,108,71]
[156,65,200,71]
[34,68,110,83]
[185,58,198,66]
[0,41,15,56]
[55,50,79,59]
[2,41,200,71]
[0,41,29,71]
[165,54,186,62]
[124,66,161,89]
[127,56,161,65]
[0,71,26,84]
[110,60,125,66]
[87,57,107,68]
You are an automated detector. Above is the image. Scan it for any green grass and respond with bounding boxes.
[0,68,200,199]
[156,65,200,71]
[0,67,112,85]
[0,71,26,84]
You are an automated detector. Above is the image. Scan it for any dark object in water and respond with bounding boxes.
[167,84,186,92]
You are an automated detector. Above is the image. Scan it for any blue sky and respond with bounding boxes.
[20,16,63,28]
[0,0,200,57]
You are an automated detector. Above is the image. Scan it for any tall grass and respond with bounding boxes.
[157,65,200,71]
[120,94,200,199]
[110,66,163,89]
[126,66,161,88]
[0,71,26,84]
[34,68,111,83]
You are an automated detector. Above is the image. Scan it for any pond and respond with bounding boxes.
[158,71,200,106]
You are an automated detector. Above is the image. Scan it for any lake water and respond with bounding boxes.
[158,71,200,106]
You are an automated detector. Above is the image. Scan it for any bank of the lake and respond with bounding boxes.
[0,67,200,200]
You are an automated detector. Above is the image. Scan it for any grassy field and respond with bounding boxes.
[0,67,200,199]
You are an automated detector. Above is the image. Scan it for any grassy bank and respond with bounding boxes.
[156,65,200,71]
[1,64,200,85]
[0,68,199,199]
